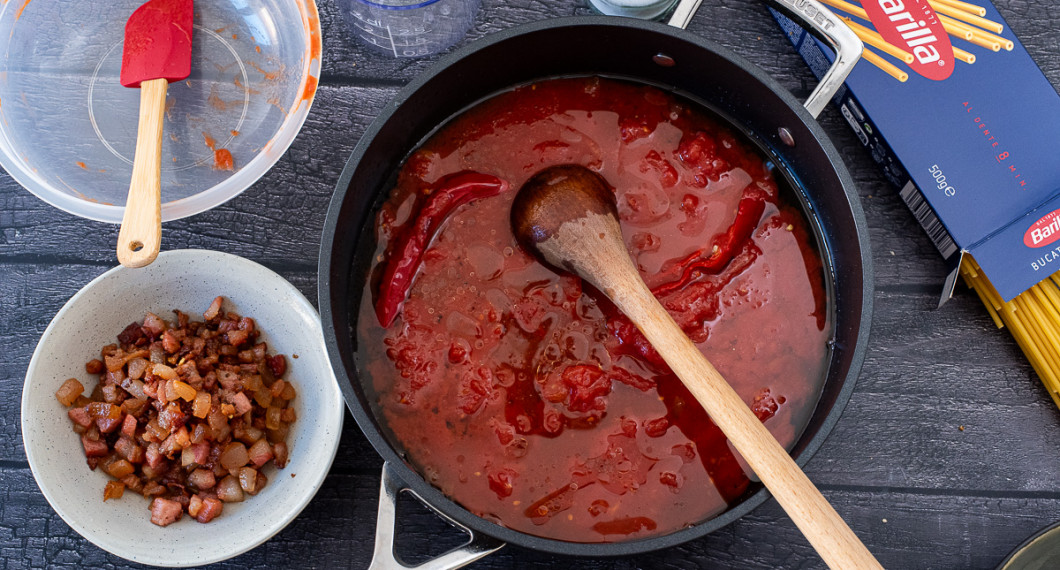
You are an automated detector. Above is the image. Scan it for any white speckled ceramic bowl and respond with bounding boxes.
[21,249,344,567]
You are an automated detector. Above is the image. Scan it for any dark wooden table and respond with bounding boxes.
[4,0,1059,568]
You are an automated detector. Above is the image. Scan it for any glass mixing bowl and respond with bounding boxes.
[0,0,321,222]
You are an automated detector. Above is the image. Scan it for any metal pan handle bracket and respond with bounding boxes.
[370,462,505,570]
[667,0,863,118]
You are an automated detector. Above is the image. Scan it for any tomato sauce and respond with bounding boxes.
[357,77,832,542]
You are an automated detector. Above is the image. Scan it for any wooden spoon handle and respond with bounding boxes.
[571,213,882,570]
[116,77,167,268]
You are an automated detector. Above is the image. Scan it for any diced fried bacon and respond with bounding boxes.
[68,407,93,428]
[114,436,145,464]
[160,426,191,457]
[85,359,104,375]
[228,391,253,416]
[247,439,274,467]
[267,354,286,377]
[121,413,138,437]
[81,434,109,457]
[217,369,241,391]
[65,297,297,525]
[157,403,185,432]
[117,322,145,346]
[190,442,210,465]
[162,330,181,354]
[194,497,223,523]
[149,498,183,527]
[145,442,165,469]
[227,329,249,347]
[96,415,122,434]
[142,313,166,337]
[203,296,224,321]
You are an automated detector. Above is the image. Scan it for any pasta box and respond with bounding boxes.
[771,0,1060,303]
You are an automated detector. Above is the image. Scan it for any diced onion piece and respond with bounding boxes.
[173,380,197,401]
[265,406,282,430]
[189,422,208,444]
[188,494,204,518]
[127,357,149,380]
[103,480,125,501]
[253,387,273,409]
[182,446,197,467]
[153,363,177,381]
[216,475,244,503]
[242,425,263,444]
[55,378,85,407]
[107,459,135,479]
[188,469,217,490]
[190,393,210,419]
[145,419,169,442]
[219,442,249,471]
[120,377,147,400]
[243,374,263,392]
[238,467,258,494]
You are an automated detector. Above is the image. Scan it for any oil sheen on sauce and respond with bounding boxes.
[357,77,832,543]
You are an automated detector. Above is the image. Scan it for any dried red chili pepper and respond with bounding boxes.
[376,171,510,327]
[650,188,766,298]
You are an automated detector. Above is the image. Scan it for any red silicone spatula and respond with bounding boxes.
[116,0,193,268]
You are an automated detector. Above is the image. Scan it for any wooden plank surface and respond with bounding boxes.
[3,0,1060,568]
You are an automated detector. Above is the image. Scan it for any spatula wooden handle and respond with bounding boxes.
[117,77,167,268]
[582,215,881,569]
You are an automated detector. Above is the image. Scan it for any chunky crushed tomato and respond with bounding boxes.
[358,77,832,543]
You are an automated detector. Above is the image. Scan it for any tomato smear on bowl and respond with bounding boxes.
[357,77,831,543]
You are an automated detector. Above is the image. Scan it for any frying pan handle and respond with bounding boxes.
[667,0,863,119]
[369,462,505,570]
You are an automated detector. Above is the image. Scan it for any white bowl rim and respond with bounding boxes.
[20,249,344,566]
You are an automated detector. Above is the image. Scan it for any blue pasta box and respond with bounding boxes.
[771,0,1060,303]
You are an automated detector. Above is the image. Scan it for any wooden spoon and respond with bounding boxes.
[511,164,882,570]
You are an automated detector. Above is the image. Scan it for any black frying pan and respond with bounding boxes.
[319,8,872,568]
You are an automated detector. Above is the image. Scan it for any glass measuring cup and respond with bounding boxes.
[343,0,480,58]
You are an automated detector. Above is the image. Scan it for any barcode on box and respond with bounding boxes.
[899,181,958,259]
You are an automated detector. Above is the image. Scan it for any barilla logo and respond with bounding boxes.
[864,0,954,80]
[1024,209,1060,248]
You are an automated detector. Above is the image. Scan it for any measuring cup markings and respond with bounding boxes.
[342,0,479,58]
